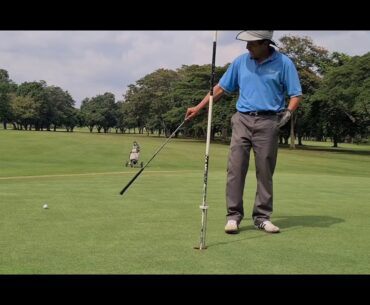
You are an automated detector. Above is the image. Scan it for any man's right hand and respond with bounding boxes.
[185,106,200,121]
[185,85,224,121]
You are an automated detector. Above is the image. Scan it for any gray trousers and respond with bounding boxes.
[226,112,279,226]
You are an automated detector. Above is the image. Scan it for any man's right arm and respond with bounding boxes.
[185,84,225,121]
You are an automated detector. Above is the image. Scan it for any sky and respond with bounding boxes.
[1,31,369,108]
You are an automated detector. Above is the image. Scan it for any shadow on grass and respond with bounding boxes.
[205,230,265,248]
[206,215,344,249]
[279,144,370,156]
[274,215,345,229]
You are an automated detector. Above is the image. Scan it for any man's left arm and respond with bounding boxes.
[287,95,302,112]
[277,95,302,128]
[278,57,303,128]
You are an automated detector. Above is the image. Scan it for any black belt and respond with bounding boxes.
[239,111,278,116]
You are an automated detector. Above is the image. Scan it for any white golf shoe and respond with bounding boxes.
[225,220,239,234]
[255,220,280,233]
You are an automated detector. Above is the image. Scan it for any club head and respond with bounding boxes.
[193,246,207,250]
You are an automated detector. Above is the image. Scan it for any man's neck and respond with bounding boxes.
[256,47,274,63]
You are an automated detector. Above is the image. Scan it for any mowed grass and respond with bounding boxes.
[0,129,370,274]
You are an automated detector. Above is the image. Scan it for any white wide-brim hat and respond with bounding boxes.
[236,30,277,46]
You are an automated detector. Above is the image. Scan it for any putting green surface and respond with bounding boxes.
[1,130,369,274]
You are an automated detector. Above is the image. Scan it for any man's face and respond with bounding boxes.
[246,40,265,59]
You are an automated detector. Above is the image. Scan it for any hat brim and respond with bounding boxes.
[236,31,277,46]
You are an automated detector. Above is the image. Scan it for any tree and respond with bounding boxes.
[10,94,39,130]
[80,93,116,133]
[119,68,184,136]
[122,84,151,134]
[173,64,229,139]
[0,69,17,129]
[16,81,49,131]
[311,52,370,147]
[45,86,76,131]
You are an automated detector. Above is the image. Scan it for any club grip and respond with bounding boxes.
[119,167,145,195]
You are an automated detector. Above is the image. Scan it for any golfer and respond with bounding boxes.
[186,31,302,234]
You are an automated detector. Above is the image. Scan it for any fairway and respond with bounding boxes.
[1,129,370,274]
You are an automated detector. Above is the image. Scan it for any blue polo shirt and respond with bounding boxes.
[219,49,302,112]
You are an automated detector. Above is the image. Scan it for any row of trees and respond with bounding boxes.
[1,35,369,146]
[0,74,78,132]
[280,36,369,147]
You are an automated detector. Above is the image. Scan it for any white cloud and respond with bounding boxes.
[0,31,369,107]
[274,31,370,56]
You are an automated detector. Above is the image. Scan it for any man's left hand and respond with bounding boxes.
[277,109,292,128]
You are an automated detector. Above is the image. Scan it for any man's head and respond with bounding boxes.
[236,31,276,61]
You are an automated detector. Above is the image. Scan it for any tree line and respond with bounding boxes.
[0,35,369,147]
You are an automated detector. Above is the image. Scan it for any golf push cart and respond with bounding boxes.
[125,141,143,168]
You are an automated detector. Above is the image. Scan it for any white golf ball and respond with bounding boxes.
[43,204,48,209]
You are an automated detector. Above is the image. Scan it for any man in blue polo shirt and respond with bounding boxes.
[185,31,302,234]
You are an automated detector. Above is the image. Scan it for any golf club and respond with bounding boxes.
[119,120,186,195]
[195,31,217,250]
